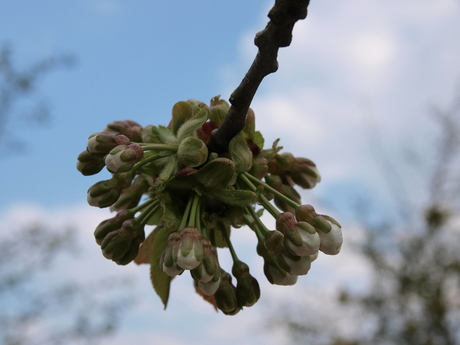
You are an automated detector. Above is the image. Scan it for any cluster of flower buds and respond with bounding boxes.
[77,96,342,314]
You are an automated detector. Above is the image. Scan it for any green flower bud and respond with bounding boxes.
[276,212,320,257]
[76,150,105,176]
[209,95,229,124]
[243,108,256,141]
[110,175,149,212]
[103,120,143,142]
[100,219,145,265]
[105,144,144,173]
[263,262,298,286]
[87,132,131,155]
[197,273,221,296]
[191,238,219,284]
[94,210,133,245]
[173,227,204,270]
[280,253,311,275]
[249,157,269,180]
[275,152,296,171]
[232,261,260,308]
[295,204,317,224]
[214,270,240,315]
[177,136,208,168]
[160,232,184,277]
[317,217,343,255]
[291,157,321,189]
[87,173,132,208]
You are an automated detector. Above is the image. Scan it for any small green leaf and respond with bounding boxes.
[243,108,255,140]
[149,226,173,309]
[194,158,236,189]
[176,108,208,142]
[229,132,253,173]
[171,101,193,135]
[152,126,178,145]
[158,155,177,182]
[141,125,162,144]
[253,131,264,150]
[208,188,257,206]
[209,95,229,123]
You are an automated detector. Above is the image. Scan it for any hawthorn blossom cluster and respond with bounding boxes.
[77,96,343,314]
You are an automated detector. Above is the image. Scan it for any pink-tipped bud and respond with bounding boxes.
[105,144,144,173]
[87,132,131,155]
[318,217,343,255]
[173,227,204,270]
[263,262,298,286]
[160,232,184,277]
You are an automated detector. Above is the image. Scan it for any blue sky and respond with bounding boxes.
[1,0,460,344]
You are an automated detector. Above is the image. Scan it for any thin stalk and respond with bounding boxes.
[245,205,270,238]
[243,172,300,210]
[178,195,194,231]
[131,152,169,174]
[238,174,281,218]
[220,224,239,264]
[136,201,161,226]
[139,143,178,151]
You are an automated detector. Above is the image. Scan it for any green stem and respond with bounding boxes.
[188,193,200,228]
[245,205,270,238]
[139,143,178,151]
[178,196,194,231]
[220,223,239,263]
[238,174,281,218]
[129,198,157,215]
[131,152,168,175]
[243,213,263,241]
[136,200,161,226]
[243,172,301,210]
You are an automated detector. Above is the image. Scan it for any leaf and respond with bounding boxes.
[141,125,162,144]
[171,101,193,135]
[158,155,177,182]
[176,108,208,142]
[149,226,173,309]
[229,132,253,173]
[153,125,178,145]
[253,131,265,150]
[208,188,257,206]
[194,158,236,190]
[134,228,156,264]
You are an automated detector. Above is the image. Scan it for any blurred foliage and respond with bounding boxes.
[0,224,131,345]
[266,92,460,344]
[0,44,129,345]
[0,43,74,155]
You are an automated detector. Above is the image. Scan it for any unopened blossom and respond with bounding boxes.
[105,144,144,173]
[173,227,204,270]
[263,262,298,286]
[318,217,343,255]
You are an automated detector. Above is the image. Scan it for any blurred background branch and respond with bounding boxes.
[0,43,74,155]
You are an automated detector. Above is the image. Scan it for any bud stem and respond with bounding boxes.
[243,172,300,210]
[179,195,194,231]
[138,143,179,151]
[220,222,240,264]
[135,199,161,226]
[245,206,270,239]
[238,173,281,219]
[131,152,171,175]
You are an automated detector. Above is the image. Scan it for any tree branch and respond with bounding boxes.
[207,0,310,153]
